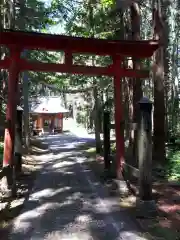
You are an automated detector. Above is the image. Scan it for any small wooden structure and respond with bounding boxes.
[30,97,69,135]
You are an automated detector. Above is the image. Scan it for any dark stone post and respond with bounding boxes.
[136,97,156,216]
[14,106,23,177]
[103,110,111,178]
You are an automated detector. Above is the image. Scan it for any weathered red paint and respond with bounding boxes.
[57,113,63,119]
[113,55,125,178]
[65,51,73,66]
[3,47,21,166]
[0,29,159,57]
[0,29,159,178]
[61,114,63,132]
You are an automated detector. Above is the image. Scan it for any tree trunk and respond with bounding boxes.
[62,87,67,109]
[152,1,166,163]
[93,83,102,154]
[162,0,170,141]
[23,72,30,150]
[0,1,4,119]
[88,0,102,153]
[130,2,142,166]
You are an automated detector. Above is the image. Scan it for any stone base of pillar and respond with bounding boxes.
[0,165,16,198]
[113,179,129,197]
[136,198,157,218]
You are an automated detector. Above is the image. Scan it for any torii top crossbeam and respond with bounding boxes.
[0,29,158,57]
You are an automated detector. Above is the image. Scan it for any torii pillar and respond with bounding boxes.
[113,55,125,179]
[1,47,20,196]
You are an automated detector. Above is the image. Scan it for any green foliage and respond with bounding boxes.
[166,146,180,181]
[13,0,119,96]
[14,0,57,31]
[76,111,86,125]
[50,0,77,22]
[0,142,4,165]
[101,0,113,8]
[63,0,116,93]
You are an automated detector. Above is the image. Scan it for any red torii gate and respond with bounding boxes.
[0,29,159,179]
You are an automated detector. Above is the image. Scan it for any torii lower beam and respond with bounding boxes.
[0,58,150,78]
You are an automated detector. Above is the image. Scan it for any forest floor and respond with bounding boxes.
[83,145,180,240]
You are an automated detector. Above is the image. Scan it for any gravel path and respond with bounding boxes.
[9,129,147,240]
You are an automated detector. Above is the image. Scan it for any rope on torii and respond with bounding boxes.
[39,80,97,94]
[39,81,113,94]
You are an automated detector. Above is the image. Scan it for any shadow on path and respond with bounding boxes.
[9,132,147,240]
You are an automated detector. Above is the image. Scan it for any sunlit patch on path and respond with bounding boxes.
[9,122,147,239]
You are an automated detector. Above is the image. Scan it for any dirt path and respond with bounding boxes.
[9,132,146,240]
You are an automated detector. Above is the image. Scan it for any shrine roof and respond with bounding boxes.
[30,97,69,114]
[0,29,159,58]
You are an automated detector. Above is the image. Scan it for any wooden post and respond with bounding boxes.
[138,97,153,200]
[136,97,156,216]
[40,115,43,133]
[50,115,55,134]
[2,47,21,196]
[103,110,111,177]
[113,55,125,179]
[14,107,23,176]
[65,51,72,66]
[61,114,63,132]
